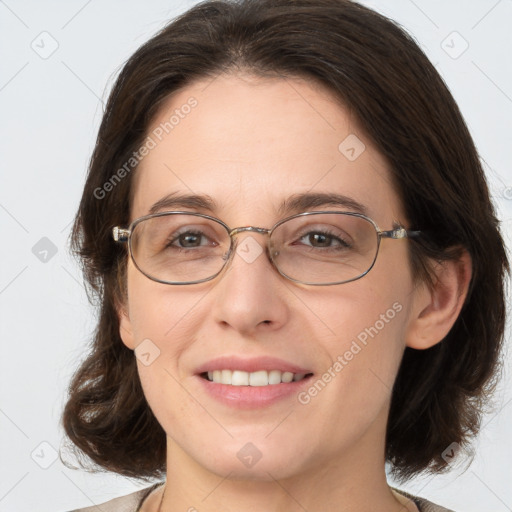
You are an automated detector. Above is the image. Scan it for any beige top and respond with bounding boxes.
[68,483,455,512]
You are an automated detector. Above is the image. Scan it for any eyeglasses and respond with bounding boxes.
[112,211,420,286]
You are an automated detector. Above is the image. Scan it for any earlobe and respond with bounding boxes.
[406,249,472,350]
[117,302,136,350]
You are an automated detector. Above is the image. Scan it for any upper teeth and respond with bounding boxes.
[206,369,307,386]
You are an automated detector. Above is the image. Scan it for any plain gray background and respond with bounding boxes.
[1,1,511,511]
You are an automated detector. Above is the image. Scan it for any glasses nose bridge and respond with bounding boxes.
[227,226,274,262]
[229,226,272,239]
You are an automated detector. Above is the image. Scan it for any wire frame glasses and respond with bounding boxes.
[112,211,420,286]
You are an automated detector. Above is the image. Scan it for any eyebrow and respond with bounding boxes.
[148,192,218,215]
[148,191,368,217]
[277,192,368,217]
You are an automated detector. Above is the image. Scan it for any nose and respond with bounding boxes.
[210,233,290,336]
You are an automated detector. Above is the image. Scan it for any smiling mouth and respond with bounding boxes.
[200,369,314,386]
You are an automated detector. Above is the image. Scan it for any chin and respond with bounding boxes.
[187,433,314,482]
[203,452,307,482]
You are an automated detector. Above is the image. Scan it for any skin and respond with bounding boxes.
[118,73,472,512]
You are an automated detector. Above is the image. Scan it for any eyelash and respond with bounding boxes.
[295,228,351,250]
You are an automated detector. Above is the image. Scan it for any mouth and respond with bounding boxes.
[196,371,314,409]
[200,369,314,386]
[194,356,315,408]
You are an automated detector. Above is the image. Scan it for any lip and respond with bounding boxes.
[194,356,314,409]
[195,355,312,375]
[196,377,313,409]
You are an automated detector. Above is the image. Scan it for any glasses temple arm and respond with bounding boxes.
[112,227,130,242]
[380,228,421,239]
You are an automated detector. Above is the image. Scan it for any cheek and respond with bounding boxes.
[307,276,411,406]
[136,358,201,444]
[125,265,204,345]
[125,285,200,423]
[314,277,408,351]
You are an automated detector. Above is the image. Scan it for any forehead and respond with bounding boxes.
[131,73,404,226]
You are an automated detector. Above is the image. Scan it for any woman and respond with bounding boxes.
[62,0,509,511]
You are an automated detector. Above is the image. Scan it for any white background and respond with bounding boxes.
[1,1,511,511]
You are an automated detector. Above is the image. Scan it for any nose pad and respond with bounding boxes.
[268,239,280,259]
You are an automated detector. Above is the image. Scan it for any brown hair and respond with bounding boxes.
[62,0,509,482]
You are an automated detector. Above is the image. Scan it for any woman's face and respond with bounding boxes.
[119,74,423,480]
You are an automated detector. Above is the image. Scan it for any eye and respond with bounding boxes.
[299,231,349,248]
[166,229,216,249]
[295,227,352,250]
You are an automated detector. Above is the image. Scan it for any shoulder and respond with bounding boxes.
[393,487,456,512]
[67,483,163,512]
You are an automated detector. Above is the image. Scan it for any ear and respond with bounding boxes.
[406,249,472,350]
[117,300,136,350]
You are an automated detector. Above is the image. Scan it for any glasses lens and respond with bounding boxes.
[130,214,230,283]
[270,213,378,284]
